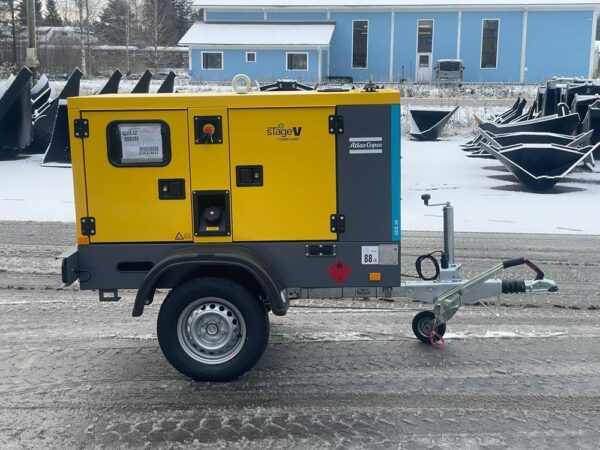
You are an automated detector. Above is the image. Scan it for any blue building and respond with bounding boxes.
[179,1,599,84]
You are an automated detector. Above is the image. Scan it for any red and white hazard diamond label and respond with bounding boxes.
[328,259,352,284]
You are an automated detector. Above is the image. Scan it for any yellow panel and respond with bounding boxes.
[229,107,337,242]
[188,107,233,244]
[69,89,400,112]
[82,110,193,243]
[67,108,90,244]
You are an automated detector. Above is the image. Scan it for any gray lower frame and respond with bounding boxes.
[75,241,401,291]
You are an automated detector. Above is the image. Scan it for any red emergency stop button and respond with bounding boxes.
[203,123,215,136]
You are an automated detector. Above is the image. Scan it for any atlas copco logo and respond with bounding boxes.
[266,123,302,141]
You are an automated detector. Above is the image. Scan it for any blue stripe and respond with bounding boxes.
[391,103,401,241]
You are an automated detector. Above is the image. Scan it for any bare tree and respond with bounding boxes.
[74,0,86,74]
[72,0,100,74]
[143,0,177,72]
[59,0,73,24]
[6,0,19,67]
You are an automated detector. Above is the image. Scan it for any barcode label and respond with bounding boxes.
[139,146,159,155]
[118,123,163,163]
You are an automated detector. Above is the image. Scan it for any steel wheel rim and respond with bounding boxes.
[177,297,246,365]
[418,316,434,337]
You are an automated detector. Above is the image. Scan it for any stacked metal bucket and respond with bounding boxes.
[0,68,176,165]
[463,78,600,191]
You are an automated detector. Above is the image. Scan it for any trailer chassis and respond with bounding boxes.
[399,194,557,345]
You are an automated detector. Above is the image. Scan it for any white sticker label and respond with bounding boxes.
[119,123,163,163]
[361,246,379,265]
[379,244,399,265]
[349,137,383,154]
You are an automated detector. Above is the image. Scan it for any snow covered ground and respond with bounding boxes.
[1,136,599,234]
[402,136,600,234]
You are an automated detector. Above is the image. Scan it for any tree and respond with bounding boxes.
[17,0,43,26]
[73,0,101,75]
[45,0,63,26]
[173,0,194,40]
[97,0,131,44]
[0,0,19,66]
[142,0,178,71]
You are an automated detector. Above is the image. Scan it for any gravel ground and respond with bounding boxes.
[1,221,600,449]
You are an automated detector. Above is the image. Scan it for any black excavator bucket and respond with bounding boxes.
[157,71,176,93]
[582,101,600,159]
[481,142,598,191]
[131,69,153,94]
[41,101,71,165]
[35,69,82,156]
[41,69,83,165]
[31,74,51,112]
[97,69,122,94]
[480,113,580,136]
[408,106,459,141]
[45,69,122,165]
[0,67,32,160]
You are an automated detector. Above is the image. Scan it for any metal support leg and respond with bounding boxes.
[443,204,455,266]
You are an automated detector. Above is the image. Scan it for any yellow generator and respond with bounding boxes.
[61,86,557,381]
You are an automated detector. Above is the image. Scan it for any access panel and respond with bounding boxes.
[229,107,337,242]
[82,110,192,243]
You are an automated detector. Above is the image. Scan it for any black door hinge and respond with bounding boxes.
[81,217,96,236]
[74,118,89,138]
[330,214,345,233]
[328,115,344,134]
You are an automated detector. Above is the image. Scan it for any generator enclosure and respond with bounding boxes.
[66,89,401,312]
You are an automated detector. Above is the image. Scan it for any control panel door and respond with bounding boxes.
[188,108,232,243]
[229,107,337,242]
[81,110,192,243]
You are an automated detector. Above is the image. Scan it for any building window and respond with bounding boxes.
[246,52,256,63]
[202,52,223,70]
[286,52,308,71]
[352,20,368,68]
[481,19,499,69]
[417,20,433,54]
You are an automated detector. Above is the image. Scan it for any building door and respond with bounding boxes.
[416,19,434,83]
[417,54,432,83]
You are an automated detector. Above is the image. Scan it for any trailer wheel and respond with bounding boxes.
[157,277,269,381]
[412,311,446,344]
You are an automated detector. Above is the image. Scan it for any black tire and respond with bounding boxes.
[157,277,269,381]
[412,310,446,344]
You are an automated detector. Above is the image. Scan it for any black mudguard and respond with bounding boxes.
[132,245,288,317]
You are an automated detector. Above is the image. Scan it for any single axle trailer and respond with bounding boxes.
[60,85,557,381]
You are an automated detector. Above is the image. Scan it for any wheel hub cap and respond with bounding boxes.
[177,297,247,365]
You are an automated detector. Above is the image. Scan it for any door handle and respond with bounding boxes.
[158,179,185,199]
[236,165,263,187]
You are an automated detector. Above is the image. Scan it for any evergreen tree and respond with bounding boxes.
[17,0,43,26]
[97,0,132,45]
[44,0,62,26]
[173,0,195,40]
